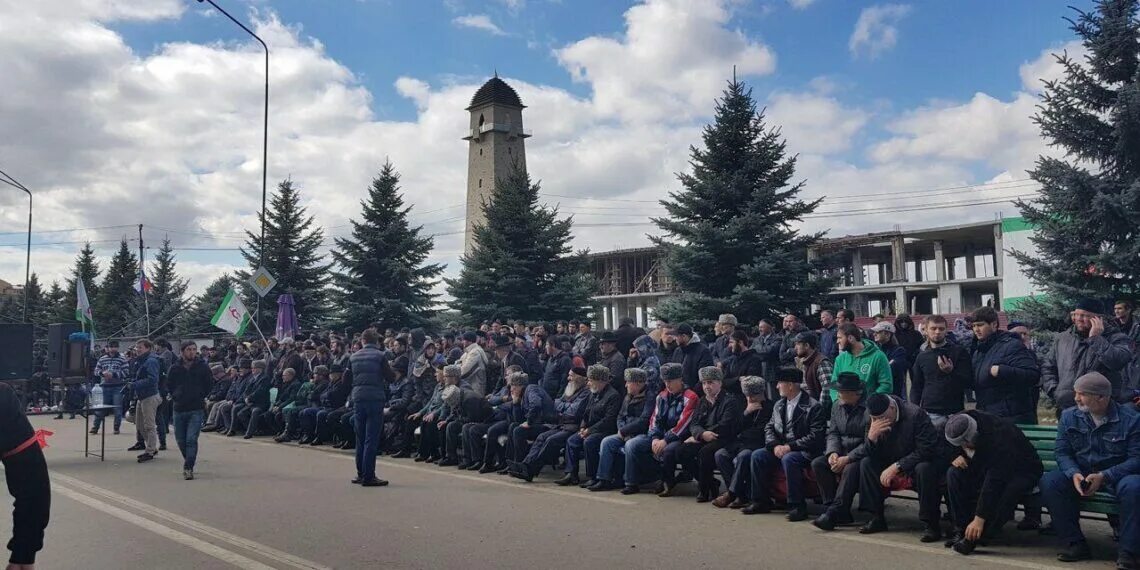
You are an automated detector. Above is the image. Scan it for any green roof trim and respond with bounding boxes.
[1001,217,1035,233]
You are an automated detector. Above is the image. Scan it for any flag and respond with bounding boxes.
[133,268,153,294]
[210,288,251,337]
[75,277,95,335]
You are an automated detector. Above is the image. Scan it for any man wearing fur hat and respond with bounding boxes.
[712,314,738,364]
[942,409,1042,555]
[1042,299,1134,415]
[459,331,488,397]
[557,365,623,487]
[712,376,773,508]
[509,367,592,481]
[1041,372,1140,566]
[587,368,655,492]
[498,371,556,472]
[617,363,700,495]
[659,366,743,502]
[439,384,494,468]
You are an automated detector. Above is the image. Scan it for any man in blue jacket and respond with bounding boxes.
[540,335,573,399]
[350,328,391,487]
[588,367,654,492]
[131,339,163,463]
[619,363,699,495]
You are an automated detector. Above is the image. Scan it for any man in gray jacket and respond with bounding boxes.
[1042,299,1134,414]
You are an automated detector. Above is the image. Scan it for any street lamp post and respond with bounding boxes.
[197,0,269,324]
[0,169,32,323]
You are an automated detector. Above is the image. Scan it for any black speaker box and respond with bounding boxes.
[0,324,33,381]
[47,322,80,377]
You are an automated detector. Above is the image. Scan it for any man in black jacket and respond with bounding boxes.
[942,410,1043,555]
[910,314,973,430]
[1,383,50,568]
[812,372,869,530]
[744,367,826,520]
[168,341,214,480]
[722,330,764,396]
[441,384,494,469]
[557,365,622,486]
[349,328,392,487]
[969,307,1041,425]
[596,331,627,397]
[614,317,646,360]
[671,323,714,394]
[587,368,654,492]
[659,367,743,501]
[227,360,270,438]
[856,393,945,542]
[712,375,773,508]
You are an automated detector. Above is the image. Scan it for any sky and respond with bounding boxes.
[0,0,1094,301]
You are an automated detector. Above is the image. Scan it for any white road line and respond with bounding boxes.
[52,472,331,570]
[832,532,1069,570]
[233,437,638,506]
[52,483,278,570]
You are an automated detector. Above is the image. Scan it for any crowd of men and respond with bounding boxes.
[79,299,1140,568]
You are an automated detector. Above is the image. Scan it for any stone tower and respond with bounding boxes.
[462,75,529,255]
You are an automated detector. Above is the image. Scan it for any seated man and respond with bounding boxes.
[266,368,300,437]
[745,366,826,520]
[440,383,493,468]
[812,372,870,530]
[409,363,450,463]
[203,359,251,432]
[1041,372,1139,567]
[202,364,230,421]
[660,366,743,501]
[509,366,591,481]
[494,371,555,474]
[587,367,655,491]
[617,363,699,495]
[227,360,270,438]
[379,355,415,453]
[713,376,773,508]
[467,365,520,473]
[298,364,350,445]
[275,365,325,443]
[856,393,945,542]
[943,410,1043,555]
[558,364,622,487]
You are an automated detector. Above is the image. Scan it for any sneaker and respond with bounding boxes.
[127,443,145,452]
[137,453,154,463]
[183,469,194,481]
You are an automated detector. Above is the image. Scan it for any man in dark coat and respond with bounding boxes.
[856,393,946,542]
[894,313,924,366]
[440,384,494,469]
[587,368,654,491]
[349,328,392,487]
[871,322,910,401]
[509,368,590,481]
[752,319,783,401]
[1042,299,1133,414]
[659,366,743,502]
[597,331,628,396]
[229,360,272,438]
[811,372,870,530]
[968,307,1041,425]
[614,317,647,360]
[744,367,826,520]
[167,341,215,480]
[671,323,714,394]
[910,314,973,430]
[1,383,50,567]
[540,336,573,398]
[712,314,738,364]
[942,410,1044,555]
[557,365,622,486]
[712,375,773,508]
[722,330,764,396]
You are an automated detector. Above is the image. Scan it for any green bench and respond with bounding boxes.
[1017,424,1120,517]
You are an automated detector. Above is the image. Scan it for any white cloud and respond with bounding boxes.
[849,4,911,59]
[788,0,817,9]
[452,14,507,36]
[1019,39,1088,94]
[766,91,869,155]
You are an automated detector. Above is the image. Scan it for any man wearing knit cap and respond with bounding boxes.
[942,410,1042,555]
[658,366,743,502]
[712,375,773,508]
[812,372,870,531]
[618,362,699,495]
[1042,298,1134,416]
[743,367,825,520]
[557,364,623,487]
[587,367,655,492]
[1041,372,1140,566]
[854,393,944,542]
[509,366,591,481]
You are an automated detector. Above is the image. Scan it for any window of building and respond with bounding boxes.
[478,114,485,126]
[975,253,996,278]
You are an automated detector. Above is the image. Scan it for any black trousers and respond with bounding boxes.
[463,422,492,464]
[418,419,443,458]
[510,423,547,462]
[858,456,945,524]
[946,464,1037,532]
[483,420,511,465]
[812,455,861,510]
[662,440,725,492]
[237,406,266,437]
[445,420,464,461]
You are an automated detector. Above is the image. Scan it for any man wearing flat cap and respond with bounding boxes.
[618,362,699,495]
[509,366,592,481]
[459,331,488,397]
[744,367,825,521]
[942,409,1042,555]
[712,375,773,508]
[658,366,744,501]
[812,372,870,530]
[1041,372,1140,567]
[1042,298,1133,416]
[557,364,623,487]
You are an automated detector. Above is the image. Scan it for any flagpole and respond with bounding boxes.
[138,224,150,336]
[248,315,275,362]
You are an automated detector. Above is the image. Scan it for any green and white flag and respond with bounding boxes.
[75,277,95,336]
[210,288,251,337]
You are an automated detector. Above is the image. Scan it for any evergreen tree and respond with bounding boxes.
[95,239,139,337]
[1012,0,1140,326]
[448,165,594,323]
[125,238,188,336]
[44,280,66,324]
[179,273,236,335]
[57,242,101,323]
[240,178,333,332]
[651,78,834,327]
[331,161,444,331]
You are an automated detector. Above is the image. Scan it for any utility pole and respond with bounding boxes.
[139,224,151,336]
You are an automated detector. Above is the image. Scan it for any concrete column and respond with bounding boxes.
[890,236,906,283]
[933,240,946,282]
[965,245,977,279]
[852,250,864,286]
[611,304,621,331]
[993,224,1004,278]
[895,288,907,315]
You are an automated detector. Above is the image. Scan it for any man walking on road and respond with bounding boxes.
[131,339,162,463]
[350,328,391,487]
[168,341,214,480]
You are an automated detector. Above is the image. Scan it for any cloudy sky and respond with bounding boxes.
[0,0,1089,299]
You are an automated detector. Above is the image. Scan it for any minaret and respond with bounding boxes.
[462,74,529,255]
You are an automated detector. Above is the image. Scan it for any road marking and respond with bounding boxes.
[832,532,1068,570]
[232,437,638,506]
[52,483,278,570]
[52,472,332,570]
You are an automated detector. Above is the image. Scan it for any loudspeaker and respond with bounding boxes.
[47,322,80,377]
[0,324,33,381]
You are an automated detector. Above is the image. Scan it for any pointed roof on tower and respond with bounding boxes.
[467,75,525,110]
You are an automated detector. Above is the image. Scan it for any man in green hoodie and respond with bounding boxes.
[831,323,893,402]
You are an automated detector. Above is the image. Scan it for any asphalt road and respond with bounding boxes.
[3,415,1120,569]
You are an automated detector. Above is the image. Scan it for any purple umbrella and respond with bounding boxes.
[275,294,298,341]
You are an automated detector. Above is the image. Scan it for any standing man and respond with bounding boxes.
[167,341,213,480]
[818,310,839,360]
[712,314,738,365]
[671,324,714,394]
[1,383,50,569]
[910,314,973,430]
[1115,300,1139,347]
[91,340,128,435]
[351,328,391,487]
[458,332,488,397]
[870,322,910,400]
[596,331,627,395]
[779,314,809,365]
[831,323,893,402]
[130,339,162,464]
[969,307,1041,425]
[573,322,600,366]
[1042,299,1133,414]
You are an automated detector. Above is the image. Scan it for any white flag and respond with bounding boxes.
[210,288,251,337]
[75,278,95,335]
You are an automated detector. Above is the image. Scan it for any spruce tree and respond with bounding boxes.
[1012,0,1140,326]
[179,273,236,335]
[651,78,834,327]
[45,280,66,324]
[448,165,594,323]
[125,238,188,336]
[240,178,333,332]
[95,239,139,337]
[331,161,444,331]
[56,242,102,323]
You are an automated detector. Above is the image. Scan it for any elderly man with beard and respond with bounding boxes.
[498,371,557,474]
[510,366,591,481]
[587,368,655,492]
[659,367,744,502]
[557,365,623,486]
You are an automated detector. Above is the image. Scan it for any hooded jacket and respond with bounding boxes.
[670,341,714,392]
[615,323,647,358]
[830,339,893,402]
[970,331,1040,420]
[540,349,573,399]
[631,335,663,395]
[893,314,924,365]
[1042,325,1133,410]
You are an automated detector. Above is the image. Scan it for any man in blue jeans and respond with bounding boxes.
[91,340,129,435]
[619,363,699,495]
[1041,372,1140,567]
[350,328,391,487]
[167,341,213,480]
